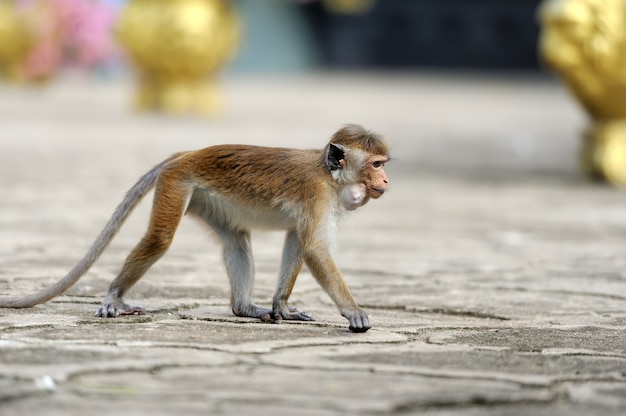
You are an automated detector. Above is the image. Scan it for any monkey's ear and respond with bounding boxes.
[326,143,345,171]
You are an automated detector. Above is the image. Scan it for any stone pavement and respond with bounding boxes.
[0,73,625,415]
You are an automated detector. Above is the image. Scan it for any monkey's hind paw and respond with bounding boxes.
[272,306,315,322]
[232,304,273,322]
[95,302,146,318]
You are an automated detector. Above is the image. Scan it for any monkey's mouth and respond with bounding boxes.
[368,187,386,198]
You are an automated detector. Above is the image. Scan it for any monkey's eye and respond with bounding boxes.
[371,161,384,168]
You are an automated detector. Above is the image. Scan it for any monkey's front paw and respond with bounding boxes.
[95,302,145,318]
[272,306,315,322]
[342,309,371,333]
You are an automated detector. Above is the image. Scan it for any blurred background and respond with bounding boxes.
[0,0,602,185]
[0,0,545,77]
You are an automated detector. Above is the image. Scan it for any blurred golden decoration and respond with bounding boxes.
[323,0,375,14]
[117,0,239,116]
[0,0,32,81]
[539,0,626,186]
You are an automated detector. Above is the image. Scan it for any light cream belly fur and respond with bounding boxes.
[187,187,298,231]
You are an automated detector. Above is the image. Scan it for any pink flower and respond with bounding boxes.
[16,0,120,79]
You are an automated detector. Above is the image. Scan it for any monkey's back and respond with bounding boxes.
[168,145,335,230]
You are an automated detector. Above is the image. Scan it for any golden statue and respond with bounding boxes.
[116,0,239,116]
[0,0,32,81]
[539,0,626,186]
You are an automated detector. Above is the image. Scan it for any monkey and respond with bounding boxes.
[0,124,390,332]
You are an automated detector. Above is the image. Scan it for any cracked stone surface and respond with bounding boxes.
[1,74,625,415]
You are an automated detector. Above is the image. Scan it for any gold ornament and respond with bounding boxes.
[0,0,32,81]
[116,0,239,116]
[539,0,626,186]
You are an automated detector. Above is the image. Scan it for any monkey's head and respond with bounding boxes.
[324,125,390,207]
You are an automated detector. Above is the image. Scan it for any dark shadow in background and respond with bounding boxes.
[302,0,543,70]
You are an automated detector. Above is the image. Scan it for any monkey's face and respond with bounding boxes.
[363,155,389,199]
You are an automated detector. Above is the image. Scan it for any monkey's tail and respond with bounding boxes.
[0,156,174,309]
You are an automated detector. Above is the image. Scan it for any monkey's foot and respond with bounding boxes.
[95,301,146,318]
[272,306,315,322]
[232,304,273,322]
[342,308,371,333]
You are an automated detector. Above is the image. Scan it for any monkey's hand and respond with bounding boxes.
[342,308,371,333]
[272,304,315,322]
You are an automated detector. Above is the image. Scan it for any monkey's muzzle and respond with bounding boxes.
[368,187,386,198]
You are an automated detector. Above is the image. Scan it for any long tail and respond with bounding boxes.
[0,157,173,308]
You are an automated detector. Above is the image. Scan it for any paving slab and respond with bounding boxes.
[0,73,625,415]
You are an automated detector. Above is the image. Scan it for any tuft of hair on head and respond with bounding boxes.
[330,124,389,156]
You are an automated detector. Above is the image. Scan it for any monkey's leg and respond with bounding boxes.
[96,179,189,318]
[303,243,371,332]
[221,229,273,321]
[272,230,314,321]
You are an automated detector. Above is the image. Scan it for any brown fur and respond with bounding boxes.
[0,125,390,332]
